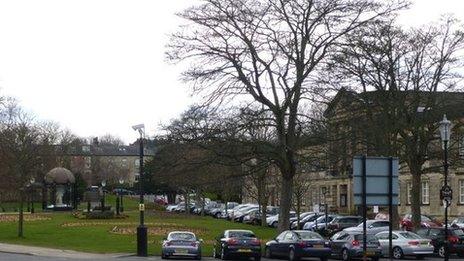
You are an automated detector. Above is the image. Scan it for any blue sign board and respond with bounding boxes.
[353,156,399,206]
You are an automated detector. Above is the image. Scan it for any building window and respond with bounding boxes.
[407,182,412,205]
[460,180,464,204]
[459,136,464,158]
[421,181,429,204]
[398,185,401,205]
[340,194,347,207]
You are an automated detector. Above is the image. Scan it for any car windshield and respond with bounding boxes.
[399,232,422,239]
[169,233,196,241]
[229,231,256,238]
[357,220,374,227]
[296,231,323,240]
[456,217,464,223]
[452,229,464,236]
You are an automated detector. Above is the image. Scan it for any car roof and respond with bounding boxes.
[226,229,253,233]
[168,231,196,235]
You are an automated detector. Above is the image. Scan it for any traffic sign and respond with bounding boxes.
[440,185,453,201]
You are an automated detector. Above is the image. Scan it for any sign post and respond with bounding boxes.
[353,156,399,260]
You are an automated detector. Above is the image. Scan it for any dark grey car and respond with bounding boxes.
[330,231,382,261]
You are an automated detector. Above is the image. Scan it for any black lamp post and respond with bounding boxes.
[119,178,124,213]
[133,123,147,257]
[439,114,452,261]
[101,180,106,212]
[30,177,35,214]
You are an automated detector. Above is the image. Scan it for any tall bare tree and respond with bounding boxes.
[330,17,464,229]
[168,0,408,231]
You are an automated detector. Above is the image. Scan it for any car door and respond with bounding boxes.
[330,232,350,257]
[271,231,286,257]
[281,231,296,256]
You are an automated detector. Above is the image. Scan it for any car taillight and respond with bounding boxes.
[297,241,306,247]
[227,238,238,245]
[352,240,360,247]
[408,241,420,246]
[448,236,459,244]
[251,239,261,245]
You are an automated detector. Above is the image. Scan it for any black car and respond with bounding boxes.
[326,216,363,235]
[213,229,261,261]
[416,227,464,258]
[265,230,331,261]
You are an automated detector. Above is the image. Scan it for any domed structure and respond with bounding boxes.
[44,167,75,184]
[43,167,76,211]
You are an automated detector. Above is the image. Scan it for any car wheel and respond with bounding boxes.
[272,221,278,228]
[392,247,404,259]
[458,252,464,258]
[342,248,350,261]
[265,247,273,258]
[215,213,221,218]
[288,248,299,261]
[438,245,445,258]
[195,255,202,260]
[371,258,379,261]
[320,257,328,261]
[213,247,218,258]
[221,247,228,260]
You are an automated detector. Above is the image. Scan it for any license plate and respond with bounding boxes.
[313,245,323,248]
[238,249,252,252]
[365,251,375,256]
[175,249,188,254]
[421,242,428,245]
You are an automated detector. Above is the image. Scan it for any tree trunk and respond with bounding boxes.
[278,176,293,232]
[410,171,422,230]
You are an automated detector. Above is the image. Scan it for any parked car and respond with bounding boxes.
[329,231,382,261]
[112,188,135,195]
[233,206,260,222]
[375,230,434,259]
[161,231,202,259]
[303,215,337,231]
[210,204,226,218]
[166,204,179,212]
[400,214,441,231]
[327,216,363,235]
[227,204,256,220]
[289,212,315,229]
[244,206,280,225]
[267,211,297,228]
[451,217,464,229]
[265,230,331,261]
[212,229,261,261]
[291,213,323,230]
[416,227,464,258]
[343,220,390,234]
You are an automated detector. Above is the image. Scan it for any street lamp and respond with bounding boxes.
[30,177,35,214]
[133,123,147,257]
[117,178,125,215]
[101,180,106,213]
[439,114,452,261]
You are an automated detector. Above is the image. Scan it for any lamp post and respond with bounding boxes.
[439,114,452,261]
[133,123,147,257]
[101,180,106,212]
[30,177,35,214]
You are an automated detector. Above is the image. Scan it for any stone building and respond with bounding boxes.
[242,89,464,218]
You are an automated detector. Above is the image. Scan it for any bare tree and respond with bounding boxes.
[168,0,408,231]
[329,17,464,229]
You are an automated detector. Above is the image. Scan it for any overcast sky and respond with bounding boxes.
[0,0,463,143]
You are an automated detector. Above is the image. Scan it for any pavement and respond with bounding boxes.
[0,243,459,260]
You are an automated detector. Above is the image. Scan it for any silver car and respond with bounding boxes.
[162,231,202,259]
[375,231,433,259]
[344,220,390,234]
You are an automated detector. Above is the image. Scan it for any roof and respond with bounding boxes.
[44,167,75,184]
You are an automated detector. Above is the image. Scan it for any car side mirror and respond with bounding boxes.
[199,239,204,243]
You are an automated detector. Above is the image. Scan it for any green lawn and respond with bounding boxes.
[0,196,277,255]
